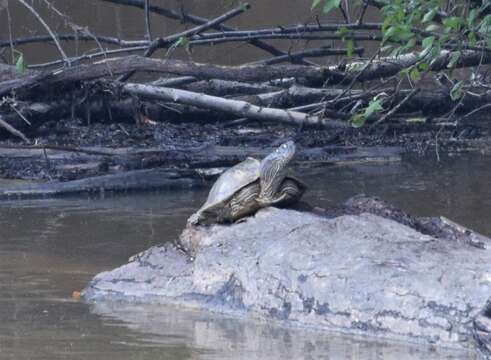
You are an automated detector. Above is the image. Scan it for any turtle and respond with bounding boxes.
[188,141,306,225]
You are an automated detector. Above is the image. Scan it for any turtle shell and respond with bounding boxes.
[199,157,261,214]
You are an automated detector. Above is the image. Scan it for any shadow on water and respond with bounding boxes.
[0,154,490,359]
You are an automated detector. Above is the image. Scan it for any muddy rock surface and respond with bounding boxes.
[83,205,491,356]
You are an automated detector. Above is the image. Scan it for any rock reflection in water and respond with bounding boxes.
[91,302,474,360]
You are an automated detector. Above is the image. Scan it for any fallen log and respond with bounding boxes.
[0,168,205,199]
[181,79,279,97]
[0,56,340,99]
[3,47,490,100]
[121,83,348,128]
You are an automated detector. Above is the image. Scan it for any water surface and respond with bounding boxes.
[1,153,490,359]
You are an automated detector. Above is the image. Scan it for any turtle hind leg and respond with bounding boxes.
[229,183,261,222]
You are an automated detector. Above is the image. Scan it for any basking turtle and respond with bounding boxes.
[188,141,306,225]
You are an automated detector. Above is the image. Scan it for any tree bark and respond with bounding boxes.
[122,83,348,128]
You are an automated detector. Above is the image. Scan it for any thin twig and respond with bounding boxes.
[373,88,420,125]
[248,46,364,66]
[144,0,152,41]
[119,3,252,82]
[0,115,30,143]
[0,34,148,49]
[98,0,302,62]
[16,0,69,64]
[0,143,116,156]
[9,104,31,125]
[40,0,109,62]
[357,1,369,24]
[29,45,147,69]
[462,103,491,119]
[6,0,15,64]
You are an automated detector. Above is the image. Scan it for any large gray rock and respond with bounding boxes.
[83,207,491,357]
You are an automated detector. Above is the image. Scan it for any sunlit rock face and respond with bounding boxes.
[83,206,491,357]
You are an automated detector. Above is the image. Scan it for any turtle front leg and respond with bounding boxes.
[229,183,261,222]
[257,179,302,207]
[187,211,202,225]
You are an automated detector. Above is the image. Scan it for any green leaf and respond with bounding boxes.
[443,16,462,32]
[409,67,421,82]
[406,117,427,123]
[15,54,26,74]
[364,98,383,118]
[174,36,190,51]
[346,39,354,58]
[322,0,341,14]
[425,24,440,32]
[478,15,491,35]
[383,25,413,42]
[422,9,436,23]
[336,26,349,38]
[418,62,429,71]
[380,44,393,53]
[467,8,478,26]
[447,51,461,69]
[239,3,249,11]
[468,31,477,47]
[450,80,464,101]
[350,113,366,128]
[422,36,435,50]
[311,0,322,10]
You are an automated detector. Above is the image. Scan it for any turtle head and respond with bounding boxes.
[258,141,296,203]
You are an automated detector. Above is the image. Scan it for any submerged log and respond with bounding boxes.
[0,168,204,199]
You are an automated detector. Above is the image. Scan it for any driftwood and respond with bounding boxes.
[122,83,347,128]
[0,144,403,167]
[0,168,204,199]
[3,47,490,99]
[0,56,340,99]
[2,81,490,137]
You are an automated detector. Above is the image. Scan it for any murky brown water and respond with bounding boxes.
[1,153,491,359]
[0,0,378,67]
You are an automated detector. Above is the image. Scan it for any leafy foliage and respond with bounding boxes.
[312,0,341,13]
[312,0,491,126]
[351,96,385,128]
[14,51,26,74]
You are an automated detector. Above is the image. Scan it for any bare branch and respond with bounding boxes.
[0,114,30,142]
[16,0,69,64]
[123,82,348,128]
[119,3,252,82]
[144,0,152,41]
[97,0,309,63]
[248,47,365,66]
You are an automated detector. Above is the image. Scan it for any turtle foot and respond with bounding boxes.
[187,213,200,226]
[474,305,491,355]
